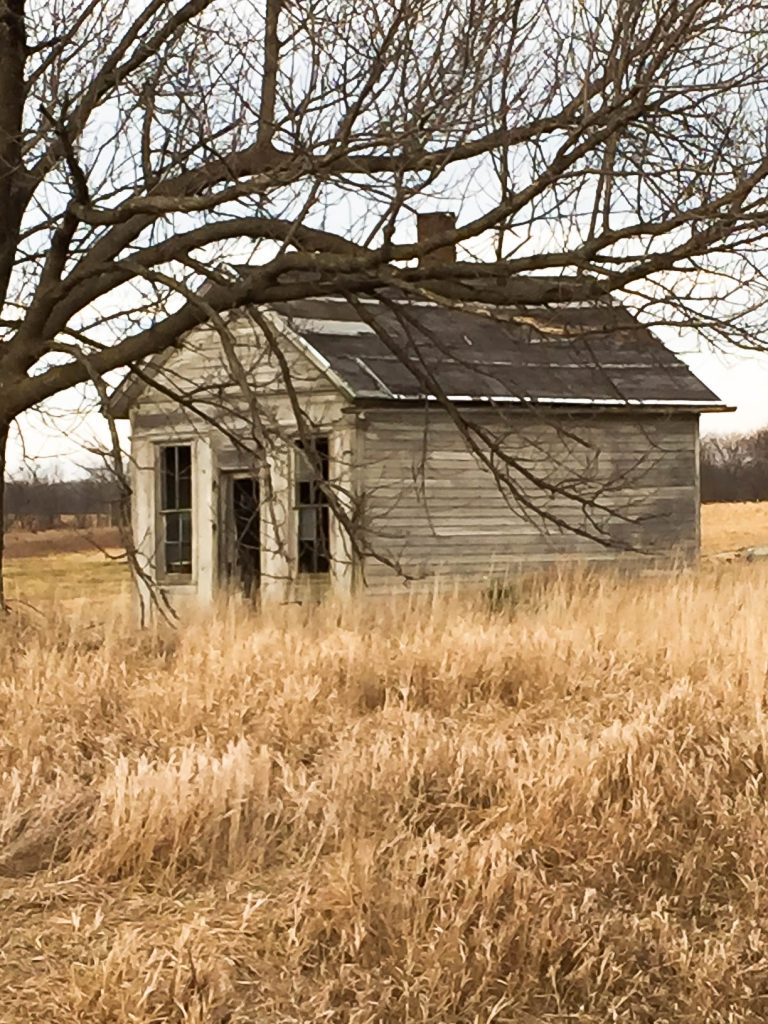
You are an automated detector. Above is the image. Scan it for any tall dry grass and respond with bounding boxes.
[1,566,768,1022]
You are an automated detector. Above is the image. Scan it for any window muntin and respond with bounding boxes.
[295,436,330,574]
[160,445,192,575]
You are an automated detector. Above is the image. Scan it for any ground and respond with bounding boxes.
[1,505,768,1023]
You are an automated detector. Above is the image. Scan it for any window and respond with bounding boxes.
[295,436,330,574]
[159,445,192,575]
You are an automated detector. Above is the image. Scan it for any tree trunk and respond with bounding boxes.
[0,0,27,308]
[0,419,8,613]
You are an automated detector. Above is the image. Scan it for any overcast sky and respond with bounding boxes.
[690,347,768,436]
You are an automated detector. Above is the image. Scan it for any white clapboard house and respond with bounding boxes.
[110,260,727,610]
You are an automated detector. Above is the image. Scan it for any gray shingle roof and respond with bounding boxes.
[270,297,726,409]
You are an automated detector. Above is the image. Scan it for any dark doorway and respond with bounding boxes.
[225,475,261,597]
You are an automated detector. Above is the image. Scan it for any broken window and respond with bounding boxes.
[159,444,192,575]
[296,436,330,574]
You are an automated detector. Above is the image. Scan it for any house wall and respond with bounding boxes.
[128,314,352,614]
[355,405,700,593]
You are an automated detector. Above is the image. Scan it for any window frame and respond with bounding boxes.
[156,441,195,581]
[294,434,332,576]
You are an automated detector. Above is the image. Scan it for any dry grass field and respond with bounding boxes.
[4,526,128,607]
[1,507,768,1022]
[701,500,768,554]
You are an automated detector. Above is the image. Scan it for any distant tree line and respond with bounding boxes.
[4,470,121,530]
[701,428,768,503]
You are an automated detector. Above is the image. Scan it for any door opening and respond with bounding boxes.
[224,475,261,597]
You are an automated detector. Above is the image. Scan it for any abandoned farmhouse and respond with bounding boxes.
[112,248,726,609]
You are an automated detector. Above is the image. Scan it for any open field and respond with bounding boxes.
[4,526,122,558]
[2,507,768,1021]
[4,526,128,607]
[4,549,128,606]
[701,500,768,554]
[2,553,768,1020]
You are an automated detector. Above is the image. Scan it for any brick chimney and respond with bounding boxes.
[417,211,456,266]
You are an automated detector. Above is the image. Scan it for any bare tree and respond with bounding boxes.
[3,467,119,528]
[701,429,768,503]
[2,0,768,604]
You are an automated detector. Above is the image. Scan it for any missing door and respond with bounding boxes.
[223,475,261,597]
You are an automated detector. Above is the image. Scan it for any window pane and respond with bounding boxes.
[177,447,192,509]
[296,437,329,485]
[161,445,192,511]
[166,512,180,543]
[161,448,176,510]
[165,511,192,573]
[296,448,311,484]
[178,511,192,569]
[299,506,316,542]
[315,436,330,480]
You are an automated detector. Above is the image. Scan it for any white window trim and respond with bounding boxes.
[154,439,197,585]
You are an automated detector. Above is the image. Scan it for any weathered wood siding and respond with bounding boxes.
[129,315,351,609]
[131,310,345,425]
[128,314,703,607]
[357,406,700,592]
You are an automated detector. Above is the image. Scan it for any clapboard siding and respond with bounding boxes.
[358,408,699,590]
[127,314,706,608]
[133,313,335,424]
[128,316,353,610]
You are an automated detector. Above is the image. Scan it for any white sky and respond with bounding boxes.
[689,347,768,436]
[6,343,767,478]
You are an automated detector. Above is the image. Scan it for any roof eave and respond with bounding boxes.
[105,382,134,419]
[348,394,734,414]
